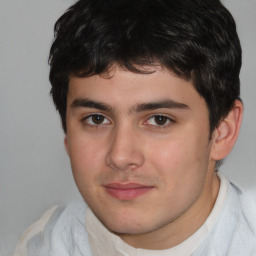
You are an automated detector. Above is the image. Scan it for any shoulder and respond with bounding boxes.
[194,176,256,255]
[232,181,256,234]
[216,174,256,238]
[13,205,60,256]
[225,180,256,252]
[13,200,91,256]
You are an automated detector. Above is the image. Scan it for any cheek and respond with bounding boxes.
[148,138,190,171]
[68,138,104,205]
[147,137,210,211]
[68,136,103,182]
[147,134,210,180]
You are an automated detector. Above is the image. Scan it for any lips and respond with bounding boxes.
[103,182,154,200]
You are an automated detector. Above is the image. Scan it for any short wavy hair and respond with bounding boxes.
[49,0,241,133]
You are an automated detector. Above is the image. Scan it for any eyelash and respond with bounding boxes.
[82,114,175,128]
[144,115,175,128]
[82,114,111,127]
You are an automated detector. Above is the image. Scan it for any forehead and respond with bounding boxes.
[67,67,205,111]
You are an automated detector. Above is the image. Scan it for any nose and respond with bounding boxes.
[105,126,145,171]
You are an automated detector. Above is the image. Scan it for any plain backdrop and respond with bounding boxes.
[0,0,256,255]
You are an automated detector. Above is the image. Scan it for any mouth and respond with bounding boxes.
[103,182,154,200]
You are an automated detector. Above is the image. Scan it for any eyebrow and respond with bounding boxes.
[71,98,112,112]
[135,100,189,112]
[70,98,189,113]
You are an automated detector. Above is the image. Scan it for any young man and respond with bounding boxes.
[14,0,256,255]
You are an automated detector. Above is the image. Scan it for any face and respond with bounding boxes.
[65,67,219,248]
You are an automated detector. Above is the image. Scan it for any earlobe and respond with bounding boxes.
[210,100,243,161]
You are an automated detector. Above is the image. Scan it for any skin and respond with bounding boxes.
[64,66,228,249]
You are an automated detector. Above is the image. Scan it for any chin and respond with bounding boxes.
[103,214,162,236]
[99,214,144,234]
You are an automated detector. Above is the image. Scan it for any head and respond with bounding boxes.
[49,0,241,135]
[49,0,243,249]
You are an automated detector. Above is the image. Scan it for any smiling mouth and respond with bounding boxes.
[103,182,154,200]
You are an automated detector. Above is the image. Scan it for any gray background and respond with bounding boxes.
[0,0,255,255]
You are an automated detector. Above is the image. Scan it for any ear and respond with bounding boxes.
[210,100,243,161]
[64,135,70,155]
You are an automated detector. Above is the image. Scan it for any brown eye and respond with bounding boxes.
[91,114,105,124]
[145,115,173,127]
[154,115,168,125]
[84,114,110,126]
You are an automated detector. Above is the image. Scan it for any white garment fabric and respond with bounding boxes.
[13,174,256,256]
